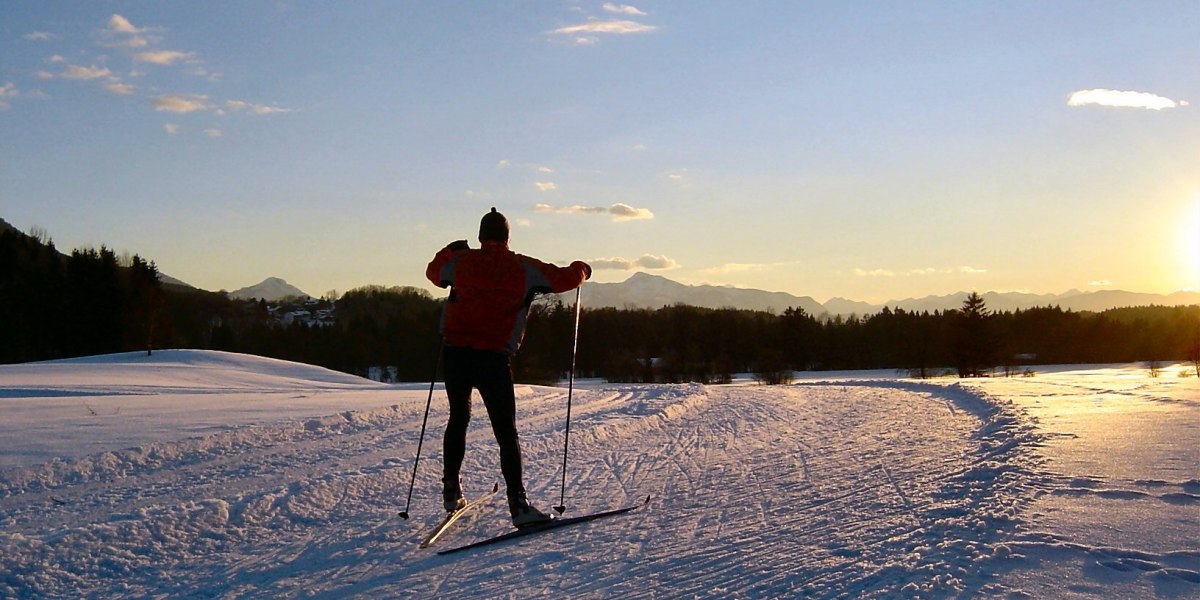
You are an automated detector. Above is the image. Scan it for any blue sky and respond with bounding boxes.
[2,2,1197,303]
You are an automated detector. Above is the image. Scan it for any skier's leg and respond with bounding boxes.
[476,351,552,527]
[441,346,473,510]
[475,351,524,498]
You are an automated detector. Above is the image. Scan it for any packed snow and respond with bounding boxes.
[0,350,1196,598]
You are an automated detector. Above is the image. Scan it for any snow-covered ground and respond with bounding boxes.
[0,351,1196,598]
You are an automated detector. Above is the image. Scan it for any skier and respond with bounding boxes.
[426,207,591,528]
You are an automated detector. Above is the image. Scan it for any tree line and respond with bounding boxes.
[3,226,1198,381]
[552,294,1200,382]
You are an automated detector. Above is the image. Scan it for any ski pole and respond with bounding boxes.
[399,340,442,520]
[554,286,583,515]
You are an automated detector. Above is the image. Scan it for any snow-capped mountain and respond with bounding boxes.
[579,272,826,315]
[228,277,311,302]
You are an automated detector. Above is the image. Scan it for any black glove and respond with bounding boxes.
[447,240,470,252]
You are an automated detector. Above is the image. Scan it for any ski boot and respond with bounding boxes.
[508,491,553,529]
[443,477,466,512]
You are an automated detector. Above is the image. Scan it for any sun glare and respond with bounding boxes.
[1180,197,1200,291]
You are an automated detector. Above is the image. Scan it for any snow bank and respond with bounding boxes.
[0,350,413,468]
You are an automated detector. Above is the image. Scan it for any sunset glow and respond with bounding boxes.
[1181,198,1200,291]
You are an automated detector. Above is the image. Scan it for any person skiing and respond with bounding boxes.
[426,207,591,528]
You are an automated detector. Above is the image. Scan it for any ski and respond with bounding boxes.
[437,495,650,556]
[416,482,500,549]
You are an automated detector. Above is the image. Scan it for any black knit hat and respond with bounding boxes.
[479,207,509,242]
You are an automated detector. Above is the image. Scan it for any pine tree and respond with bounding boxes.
[954,292,996,377]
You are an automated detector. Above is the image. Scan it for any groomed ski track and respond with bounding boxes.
[1,367,1042,598]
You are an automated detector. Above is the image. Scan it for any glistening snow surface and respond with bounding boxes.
[0,351,1196,598]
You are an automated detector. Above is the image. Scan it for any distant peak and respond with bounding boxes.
[229,277,310,302]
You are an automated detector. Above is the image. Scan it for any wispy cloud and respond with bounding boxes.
[602,3,647,16]
[664,168,690,186]
[1067,88,1188,110]
[0,83,16,109]
[135,50,194,65]
[226,100,294,115]
[534,182,558,192]
[707,263,768,274]
[591,254,679,271]
[534,202,654,221]
[703,261,803,274]
[108,14,141,34]
[536,203,607,215]
[104,82,136,95]
[552,20,657,35]
[1089,279,1114,287]
[61,65,113,81]
[550,4,657,45]
[853,266,988,278]
[609,203,654,221]
[20,14,288,132]
[153,93,211,113]
[497,159,554,173]
[104,14,155,49]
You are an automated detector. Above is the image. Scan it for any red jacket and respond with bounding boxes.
[426,241,588,354]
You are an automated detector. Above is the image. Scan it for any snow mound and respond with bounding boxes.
[0,350,404,469]
[2,349,385,397]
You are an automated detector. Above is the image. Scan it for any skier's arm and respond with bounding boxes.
[425,240,470,288]
[522,256,591,295]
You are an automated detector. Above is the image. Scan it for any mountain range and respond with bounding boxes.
[570,272,1200,316]
[4,218,1195,313]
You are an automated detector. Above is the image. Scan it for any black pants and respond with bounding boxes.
[442,345,525,500]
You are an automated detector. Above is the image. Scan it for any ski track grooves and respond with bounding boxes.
[1,380,1049,598]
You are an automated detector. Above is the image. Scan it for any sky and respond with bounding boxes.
[2,2,1198,304]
